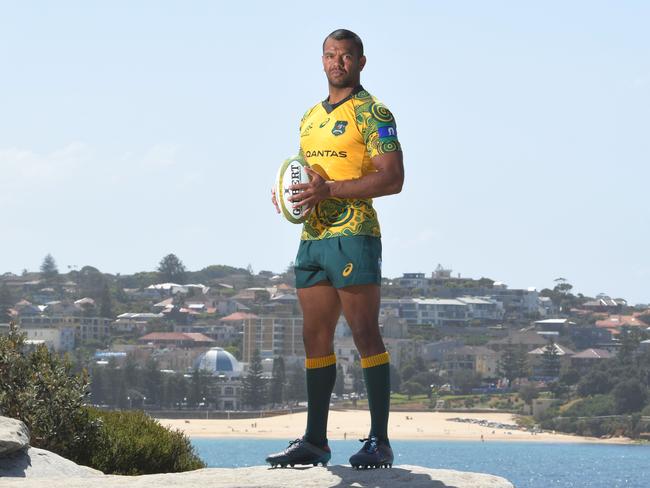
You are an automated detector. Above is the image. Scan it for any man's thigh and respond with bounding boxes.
[337,284,381,330]
[298,282,341,357]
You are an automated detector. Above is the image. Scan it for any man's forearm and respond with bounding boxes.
[326,150,404,200]
[327,170,403,200]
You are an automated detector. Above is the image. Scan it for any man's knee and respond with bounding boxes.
[350,322,384,353]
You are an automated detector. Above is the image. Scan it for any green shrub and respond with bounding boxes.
[563,395,616,417]
[88,409,206,475]
[0,325,100,466]
[0,324,205,475]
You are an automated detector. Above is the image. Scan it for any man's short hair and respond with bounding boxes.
[323,29,364,57]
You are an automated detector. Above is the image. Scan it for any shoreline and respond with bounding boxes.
[160,410,634,445]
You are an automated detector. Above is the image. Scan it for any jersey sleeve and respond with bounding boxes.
[360,102,402,159]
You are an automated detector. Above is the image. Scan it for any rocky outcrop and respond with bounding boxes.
[0,416,30,456]
[0,416,514,487]
[0,446,104,478]
[1,464,513,487]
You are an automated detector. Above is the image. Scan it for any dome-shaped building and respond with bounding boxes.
[194,347,243,378]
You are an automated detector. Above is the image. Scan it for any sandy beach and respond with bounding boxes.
[160,410,632,444]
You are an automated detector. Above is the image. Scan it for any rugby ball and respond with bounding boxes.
[276,155,311,224]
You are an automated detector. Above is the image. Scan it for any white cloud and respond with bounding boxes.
[0,142,89,203]
[141,143,180,169]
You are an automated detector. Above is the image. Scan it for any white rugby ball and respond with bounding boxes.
[276,155,311,224]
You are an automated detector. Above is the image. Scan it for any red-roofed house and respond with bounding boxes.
[138,332,216,348]
[219,312,259,331]
[595,315,645,330]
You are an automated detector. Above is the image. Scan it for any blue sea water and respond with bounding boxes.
[192,438,650,488]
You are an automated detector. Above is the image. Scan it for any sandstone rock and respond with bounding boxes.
[0,416,30,456]
[0,464,513,487]
[0,446,104,478]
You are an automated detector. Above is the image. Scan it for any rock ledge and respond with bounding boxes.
[1,464,513,487]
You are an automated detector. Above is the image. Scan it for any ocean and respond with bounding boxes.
[192,438,650,488]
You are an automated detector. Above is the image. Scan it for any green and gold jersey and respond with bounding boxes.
[299,86,401,240]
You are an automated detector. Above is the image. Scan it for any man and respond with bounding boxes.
[268,28,404,469]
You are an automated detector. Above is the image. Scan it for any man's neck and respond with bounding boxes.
[327,85,356,105]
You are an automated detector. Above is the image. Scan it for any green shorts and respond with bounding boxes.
[294,236,382,289]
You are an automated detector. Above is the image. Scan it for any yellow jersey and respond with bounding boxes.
[299,86,401,240]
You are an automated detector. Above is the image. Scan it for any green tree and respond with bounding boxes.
[157,253,187,284]
[76,265,106,299]
[389,364,401,394]
[518,383,539,409]
[99,283,114,318]
[242,349,266,409]
[270,356,286,406]
[0,323,100,465]
[617,329,641,366]
[498,340,526,385]
[402,380,425,399]
[451,370,481,394]
[287,362,306,403]
[143,357,163,406]
[334,363,345,397]
[188,369,210,407]
[541,340,561,378]
[349,363,366,395]
[577,368,613,396]
[0,283,13,323]
[40,253,60,286]
[613,379,648,414]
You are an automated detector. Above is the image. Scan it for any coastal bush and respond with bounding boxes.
[88,409,206,475]
[562,395,616,418]
[0,324,204,475]
[0,324,101,466]
[613,379,648,414]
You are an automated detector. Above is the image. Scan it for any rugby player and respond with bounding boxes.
[268,28,404,469]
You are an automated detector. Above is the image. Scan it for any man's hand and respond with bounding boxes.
[271,187,280,214]
[288,167,331,215]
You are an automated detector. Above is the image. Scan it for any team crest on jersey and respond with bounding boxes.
[332,120,348,136]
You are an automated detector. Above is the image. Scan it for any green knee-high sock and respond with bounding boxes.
[304,354,337,446]
[361,351,391,442]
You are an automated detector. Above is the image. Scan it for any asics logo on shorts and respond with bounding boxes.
[342,263,354,277]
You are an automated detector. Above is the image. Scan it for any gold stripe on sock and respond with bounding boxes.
[361,351,390,368]
[305,353,337,369]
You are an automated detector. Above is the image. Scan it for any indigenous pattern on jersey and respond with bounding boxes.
[299,86,401,240]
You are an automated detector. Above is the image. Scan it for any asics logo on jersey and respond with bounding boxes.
[342,263,354,277]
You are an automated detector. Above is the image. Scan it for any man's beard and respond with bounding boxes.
[326,72,356,88]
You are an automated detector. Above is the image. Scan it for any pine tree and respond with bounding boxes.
[498,340,526,385]
[99,283,114,318]
[40,253,60,285]
[242,349,266,409]
[541,339,561,378]
[270,356,286,406]
[157,254,187,284]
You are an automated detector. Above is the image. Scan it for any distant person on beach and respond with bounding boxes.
[268,28,404,469]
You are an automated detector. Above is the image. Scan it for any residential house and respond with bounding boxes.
[443,346,499,378]
[570,348,613,374]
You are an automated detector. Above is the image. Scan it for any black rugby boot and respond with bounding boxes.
[349,436,394,469]
[265,437,331,468]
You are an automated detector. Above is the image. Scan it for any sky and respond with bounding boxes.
[1,1,649,304]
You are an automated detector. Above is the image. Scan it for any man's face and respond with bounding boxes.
[322,38,366,89]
